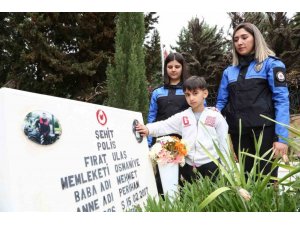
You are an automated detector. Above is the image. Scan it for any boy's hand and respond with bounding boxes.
[135,123,149,137]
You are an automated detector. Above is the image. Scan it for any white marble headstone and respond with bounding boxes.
[0,88,157,211]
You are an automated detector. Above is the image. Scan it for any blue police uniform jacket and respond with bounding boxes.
[147,83,189,146]
[216,56,289,143]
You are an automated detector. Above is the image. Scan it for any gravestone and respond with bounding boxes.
[0,88,157,211]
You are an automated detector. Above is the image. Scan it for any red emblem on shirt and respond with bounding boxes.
[182,116,190,126]
[204,116,216,127]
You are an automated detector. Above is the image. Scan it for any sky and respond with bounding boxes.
[156,12,231,49]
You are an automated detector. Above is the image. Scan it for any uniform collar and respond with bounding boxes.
[164,81,183,89]
[239,54,255,67]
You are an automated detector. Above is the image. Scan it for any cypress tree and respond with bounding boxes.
[145,28,163,91]
[106,13,149,119]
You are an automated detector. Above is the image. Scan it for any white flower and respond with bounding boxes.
[238,187,251,201]
[149,143,161,160]
[157,136,173,143]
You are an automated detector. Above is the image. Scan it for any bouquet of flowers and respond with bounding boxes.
[149,136,189,166]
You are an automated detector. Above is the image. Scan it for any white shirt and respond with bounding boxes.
[147,107,230,166]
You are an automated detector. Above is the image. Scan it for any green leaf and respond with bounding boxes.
[199,187,231,210]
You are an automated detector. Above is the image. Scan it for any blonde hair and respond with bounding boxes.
[232,23,275,67]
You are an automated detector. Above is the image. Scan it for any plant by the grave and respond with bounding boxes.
[138,119,300,212]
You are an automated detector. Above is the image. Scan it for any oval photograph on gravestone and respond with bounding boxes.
[23,110,62,145]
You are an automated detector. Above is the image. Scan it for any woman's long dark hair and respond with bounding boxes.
[163,52,189,85]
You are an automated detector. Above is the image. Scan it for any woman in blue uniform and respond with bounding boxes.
[148,52,190,196]
[216,22,289,180]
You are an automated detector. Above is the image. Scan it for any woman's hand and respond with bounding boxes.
[273,142,289,163]
[135,123,149,137]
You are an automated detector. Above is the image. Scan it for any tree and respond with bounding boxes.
[175,17,230,106]
[1,12,116,104]
[228,12,266,31]
[290,12,300,50]
[144,28,163,91]
[144,12,159,40]
[282,12,300,77]
[0,13,27,87]
[106,13,149,119]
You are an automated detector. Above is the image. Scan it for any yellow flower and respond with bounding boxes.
[238,187,251,201]
[175,139,188,156]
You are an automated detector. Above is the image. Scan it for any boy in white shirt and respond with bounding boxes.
[136,76,230,183]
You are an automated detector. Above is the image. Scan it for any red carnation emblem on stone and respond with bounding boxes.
[96,109,107,126]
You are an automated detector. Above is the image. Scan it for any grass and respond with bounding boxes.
[136,118,300,212]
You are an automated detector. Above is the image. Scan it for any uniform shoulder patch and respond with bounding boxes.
[276,70,285,82]
[273,67,287,87]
